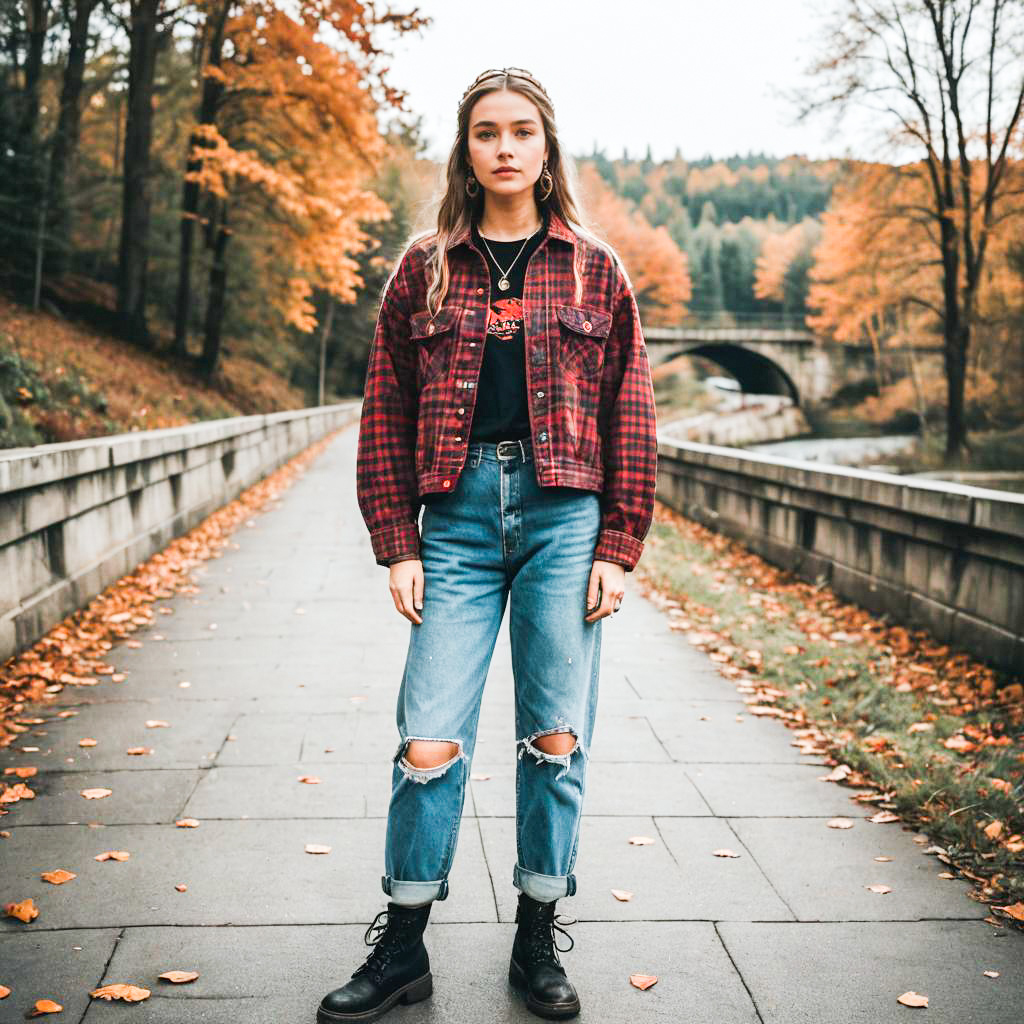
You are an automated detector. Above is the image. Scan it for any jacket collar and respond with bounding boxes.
[445,207,575,251]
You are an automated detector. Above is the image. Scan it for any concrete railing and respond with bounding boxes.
[655,437,1024,675]
[0,402,361,663]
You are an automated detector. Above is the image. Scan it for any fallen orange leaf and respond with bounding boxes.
[28,997,63,1016]
[79,737,98,747]
[628,836,656,845]
[712,849,741,858]
[90,983,151,1002]
[4,766,37,778]
[81,788,112,799]
[175,884,187,892]
[611,889,634,901]
[175,818,200,828]
[41,870,76,885]
[827,818,854,829]
[896,990,928,1008]
[298,776,321,784]
[629,974,658,990]
[0,983,9,998]
[5,898,39,922]
[865,884,892,894]
[868,811,900,824]
[94,850,131,861]
[145,720,171,728]
[158,970,199,983]
[305,843,332,854]
[994,901,1024,921]
[126,747,152,755]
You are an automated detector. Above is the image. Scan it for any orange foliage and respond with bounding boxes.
[578,163,691,325]
[753,217,822,304]
[184,1,426,333]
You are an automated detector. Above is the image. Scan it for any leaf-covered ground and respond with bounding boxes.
[0,293,309,448]
[634,500,1024,929]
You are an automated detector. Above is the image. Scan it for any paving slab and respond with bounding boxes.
[724,816,986,921]
[2,424,1021,1022]
[0,928,121,1023]
[0,819,493,931]
[716,920,1021,1023]
[79,922,758,1024]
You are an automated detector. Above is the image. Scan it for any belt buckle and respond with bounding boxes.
[496,439,522,460]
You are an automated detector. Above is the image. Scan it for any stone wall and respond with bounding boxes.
[655,439,1024,675]
[0,403,361,663]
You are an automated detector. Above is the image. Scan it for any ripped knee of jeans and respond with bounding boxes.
[394,736,468,785]
[517,726,580,781]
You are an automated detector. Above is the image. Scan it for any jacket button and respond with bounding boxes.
[582,320,592,332]
[536,390,545,398]
[442,480,451,488]
[476,287,484,295]
[538,432,548,442]
[457,407,465,414]
[455,436,463,442]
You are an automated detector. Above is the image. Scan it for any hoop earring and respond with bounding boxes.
[465,171,479,199]
[538,159,554,202]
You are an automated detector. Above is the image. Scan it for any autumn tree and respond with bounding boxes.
[578,162,691,326]
[795,0,1024,462]
[753,217,823,318]
[176,0,427,381]
[808,159,1024,430]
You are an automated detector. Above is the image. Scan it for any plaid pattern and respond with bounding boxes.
[355,209,658,570]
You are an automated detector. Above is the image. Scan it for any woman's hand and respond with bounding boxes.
[585,559,626,622]
[389,558,424,624]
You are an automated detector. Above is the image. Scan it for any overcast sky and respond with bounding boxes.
[380,0,880,165]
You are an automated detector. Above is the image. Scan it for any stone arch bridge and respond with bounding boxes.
[643,322,943,406]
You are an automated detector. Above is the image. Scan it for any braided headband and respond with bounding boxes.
[460,67,551,107]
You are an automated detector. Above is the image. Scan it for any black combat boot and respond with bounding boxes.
[508,891,581,1020]
[317,901,433,1022]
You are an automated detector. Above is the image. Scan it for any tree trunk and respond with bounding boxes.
[318,295,334,406]
[944,320,969,462]
[47,0,97,278]
[173,0,228,358]
[117,0,161,348]
[199,199,230,382]
[18,0,48,149]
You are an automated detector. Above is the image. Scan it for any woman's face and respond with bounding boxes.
[466,88,548,200]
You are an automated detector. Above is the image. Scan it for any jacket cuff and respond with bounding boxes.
[593,529,644,571]
[370,522,421,567]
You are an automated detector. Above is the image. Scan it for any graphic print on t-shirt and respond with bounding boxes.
[486,297,523,343]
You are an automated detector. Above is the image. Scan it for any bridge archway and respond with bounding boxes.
[670,343,801,405]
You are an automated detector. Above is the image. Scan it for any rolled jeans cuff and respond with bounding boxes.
[513,864,577,902]
[381,875,449,906]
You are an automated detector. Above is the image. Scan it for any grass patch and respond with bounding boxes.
[635,500,1024,929]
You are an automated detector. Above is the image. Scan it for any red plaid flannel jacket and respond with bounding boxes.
[355,209,658,570]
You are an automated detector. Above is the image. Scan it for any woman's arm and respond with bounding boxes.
[593,269,659,571]
[355,253,423,567]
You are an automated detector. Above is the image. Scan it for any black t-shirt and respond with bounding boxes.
[468,210,548,442]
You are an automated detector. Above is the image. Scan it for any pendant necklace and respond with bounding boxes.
[478,220,542,291]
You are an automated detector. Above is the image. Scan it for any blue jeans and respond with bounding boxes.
[382,436,603,907]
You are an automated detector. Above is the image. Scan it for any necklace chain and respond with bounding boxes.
[478,220,543,291]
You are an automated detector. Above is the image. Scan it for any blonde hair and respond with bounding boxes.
[385,68,628,316]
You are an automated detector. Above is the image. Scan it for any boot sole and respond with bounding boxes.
[508,956,581,1020]
[316,971,432,1022]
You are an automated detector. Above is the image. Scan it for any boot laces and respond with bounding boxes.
[523,908,576,967]
[353,908,416,987]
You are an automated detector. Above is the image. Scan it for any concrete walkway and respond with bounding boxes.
[1,425,1020,1023]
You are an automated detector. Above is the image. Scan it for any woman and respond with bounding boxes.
[318,67,658,1023]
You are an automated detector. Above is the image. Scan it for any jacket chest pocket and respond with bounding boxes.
[409,306,463,385]
[553,305,613,379]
